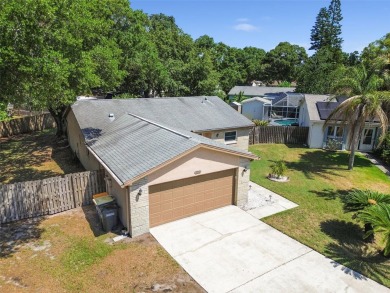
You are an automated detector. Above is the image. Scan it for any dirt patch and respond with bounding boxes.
[0,129,84,184]
[0,207,205,292]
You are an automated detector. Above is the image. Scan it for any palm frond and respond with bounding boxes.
[358,203,390,256]
[341,189,390,213]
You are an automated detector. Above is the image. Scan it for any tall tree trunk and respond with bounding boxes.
[348,108,363,170]
[48,106,66,137]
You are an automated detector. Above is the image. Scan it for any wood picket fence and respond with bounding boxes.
[249,126,309,145]
[0,113,55,137]
[0,170,106,224]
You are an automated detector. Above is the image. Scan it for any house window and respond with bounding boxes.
[224,131,237,143]
[325,126,344,150]
[362,129,373,144]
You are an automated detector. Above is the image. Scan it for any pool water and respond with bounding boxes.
[273,119,298,126]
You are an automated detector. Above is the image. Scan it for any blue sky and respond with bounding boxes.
[130,0,389,54]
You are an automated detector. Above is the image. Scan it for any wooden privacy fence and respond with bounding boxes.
[250,126,309,145]
[0,113,55,137]
[0,170,106,224]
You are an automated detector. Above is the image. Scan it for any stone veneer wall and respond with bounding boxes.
[129,177,150,237]
[236,158,250,206]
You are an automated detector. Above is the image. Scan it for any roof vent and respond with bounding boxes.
[108,113,115,121]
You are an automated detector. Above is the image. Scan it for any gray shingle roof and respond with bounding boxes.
[87,114,256,185]
[240,97,272,105]
[228,86,296,96]
[304,94,333,121]
[71,96,253,137]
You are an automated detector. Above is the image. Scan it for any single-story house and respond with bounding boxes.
[299,94,381,151]
[240,93,304,122]
[66,96,257,237]
[228,86,296,100]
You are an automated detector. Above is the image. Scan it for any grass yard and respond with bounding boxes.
[249,144,390,287]
[0,129,84,184]
[0,206,203,292]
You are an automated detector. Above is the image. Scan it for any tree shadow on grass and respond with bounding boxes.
[321,219,364,244]
[285,150,371,180]
[0,130,83,183]
[321,219,390,284]
[325,242,390,283]
[310,188,351,200]
[0,217,45,258]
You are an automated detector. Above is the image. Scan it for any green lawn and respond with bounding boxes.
[249,144,390,287]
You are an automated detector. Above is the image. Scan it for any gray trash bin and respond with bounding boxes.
[93,195,118,232]
[99,203,118,232]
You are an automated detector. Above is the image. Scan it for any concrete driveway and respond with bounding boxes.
[150,206,388,293]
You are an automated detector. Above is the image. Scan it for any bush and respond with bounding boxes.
[270,160,287,177]
[253,119,269,126]
[375,133,390,165]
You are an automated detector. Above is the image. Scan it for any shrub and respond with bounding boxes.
[325,138,342,151]
[375,133,390,165]
[253,119,269,126]
[341,189,390,213]
[270,160,287,177]
[358,203,390,256]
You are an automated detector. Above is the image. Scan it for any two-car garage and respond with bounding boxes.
[149,169,236,227]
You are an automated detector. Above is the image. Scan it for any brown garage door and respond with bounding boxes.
[149,169,235,227]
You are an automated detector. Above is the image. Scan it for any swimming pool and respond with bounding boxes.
[273,118,298,126]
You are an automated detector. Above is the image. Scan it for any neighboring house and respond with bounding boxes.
[228,86,296,100]
[240,97,272,120]
[299,94,381,151]
[66,96,257,237]
[237,92,304,122]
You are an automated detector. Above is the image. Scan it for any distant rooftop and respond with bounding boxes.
[228,86,296,97]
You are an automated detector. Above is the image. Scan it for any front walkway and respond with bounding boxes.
[361,152,390,176]
[242,181,298,218]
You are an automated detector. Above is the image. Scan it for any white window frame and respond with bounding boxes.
[224,131,237,144]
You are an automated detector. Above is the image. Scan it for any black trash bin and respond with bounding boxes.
[93,195,118,232]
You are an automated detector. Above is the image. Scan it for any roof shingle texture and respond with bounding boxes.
[228,86,296,96]
[71,96,253,135]
[89,114,255,185]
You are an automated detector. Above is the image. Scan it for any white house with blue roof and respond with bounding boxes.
[299,94,381,151]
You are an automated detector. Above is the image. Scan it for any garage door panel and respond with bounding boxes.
[149,194,161,205]
[172,187,184,199]
[149,169,235,227]
[149,203,161,214]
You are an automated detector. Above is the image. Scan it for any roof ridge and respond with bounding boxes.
[127,113,192,139]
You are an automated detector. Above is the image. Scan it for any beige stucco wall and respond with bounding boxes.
[148,148,240,186]
[66,110,100,170]
[199,128,251,151]
[106,172,129,231]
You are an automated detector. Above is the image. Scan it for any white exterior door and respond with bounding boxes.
[359,128,375,151]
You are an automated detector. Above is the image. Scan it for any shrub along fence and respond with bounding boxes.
[250,126,309,145]
[0,169,106,224]
[0,113,55,138]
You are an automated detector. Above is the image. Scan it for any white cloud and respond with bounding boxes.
[233,23,259,32]
[236,18,249,23]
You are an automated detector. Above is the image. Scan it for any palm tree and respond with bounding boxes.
[341,189,390,242]
[358,203,390,256]
[325,64,390,170]
[233,91,247,103]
